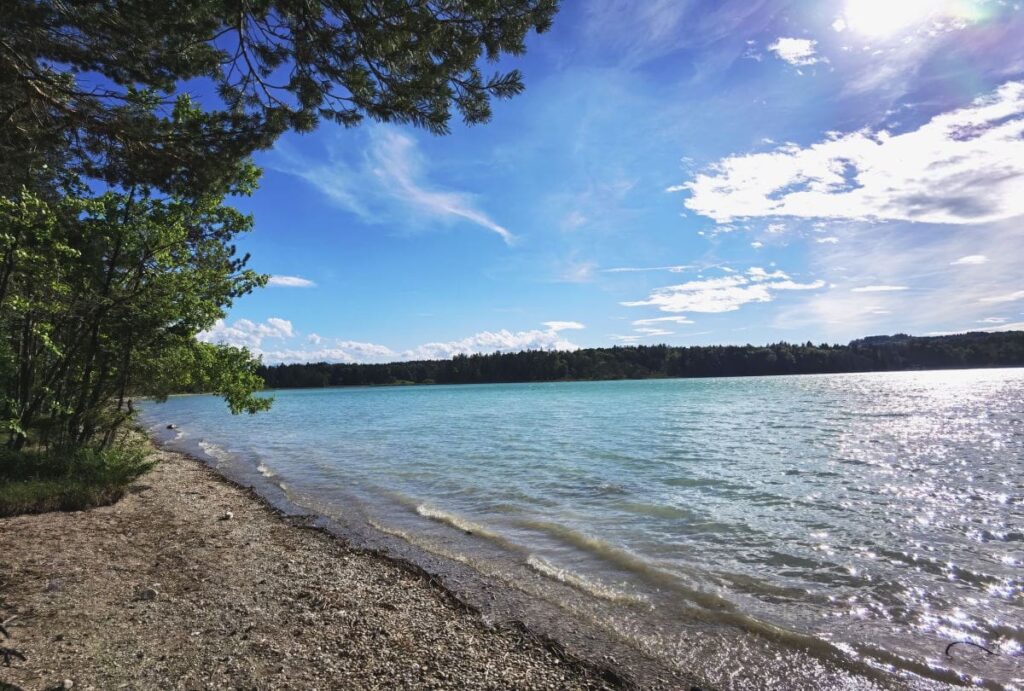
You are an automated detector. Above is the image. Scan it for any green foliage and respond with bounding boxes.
[0,181,271,450]
[1,0,558,195]
[0,444,155,516]
[258,332,1024,388]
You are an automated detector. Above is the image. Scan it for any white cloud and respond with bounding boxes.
[198,318,294,350]
[750,241,764,249]
[402,324,582,361]
[747,267,790,281]
[265,318,294,338]
[261,340,398,365]
[978,317,1008,324]
[634,327,674,336]
[850,285,908,292]
[950,254,988,266]
[267,275,316,288]
[622,268,825,315]
[542,321,586,331]
[272,127,512,243]
[681,82,1024,226]
[832,18,847,32]
[213,319,588,365]
[980,290,1024,304]
[816,236,840,244]
[768,37,821,66]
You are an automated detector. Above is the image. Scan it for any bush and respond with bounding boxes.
[0,446,156,517]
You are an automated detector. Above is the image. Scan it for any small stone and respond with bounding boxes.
[137,587,158,601]
[61,680,74,690]
[45,579,63,592]
[166,424,177,429]
[220,511,234,521]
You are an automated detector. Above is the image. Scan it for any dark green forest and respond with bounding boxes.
[257,331,1024,389]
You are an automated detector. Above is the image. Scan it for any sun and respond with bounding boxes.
[842,0,936,37]
[841,0,982,38]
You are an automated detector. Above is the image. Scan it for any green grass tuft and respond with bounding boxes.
[0,445,156,517]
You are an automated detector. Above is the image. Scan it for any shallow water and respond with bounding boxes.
[142,369,1024,689]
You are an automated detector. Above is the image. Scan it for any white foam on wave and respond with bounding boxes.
[198,440,232,462]
[526,555,647,605]
[414,504,518,549]
[256,463,276,478]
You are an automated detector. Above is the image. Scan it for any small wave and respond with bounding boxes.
[256,463,276,478]
[198,440,232,462]
[415,504,522,552]
[526,555,647,605]
[367,519,477,569]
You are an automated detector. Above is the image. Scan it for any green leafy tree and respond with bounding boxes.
[0,163,266,449]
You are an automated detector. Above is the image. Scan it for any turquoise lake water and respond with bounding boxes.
[141,369,1024,689]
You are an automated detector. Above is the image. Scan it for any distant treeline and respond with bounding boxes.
[254,331,1024,389]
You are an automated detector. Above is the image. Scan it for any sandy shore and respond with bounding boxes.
[0,447,624,690]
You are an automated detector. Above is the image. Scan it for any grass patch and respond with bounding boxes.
[0,445,155,517]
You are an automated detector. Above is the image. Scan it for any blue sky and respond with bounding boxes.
[200,0,1024,364]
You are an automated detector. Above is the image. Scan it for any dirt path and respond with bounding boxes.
[0,448,615,690]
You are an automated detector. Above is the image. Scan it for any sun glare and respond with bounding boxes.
[842,0,981,38]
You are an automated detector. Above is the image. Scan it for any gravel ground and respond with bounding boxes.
[0,447,619,691]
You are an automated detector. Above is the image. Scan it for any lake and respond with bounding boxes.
[141,369,1024,689]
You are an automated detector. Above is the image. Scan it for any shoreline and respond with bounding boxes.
[0,444,645,691]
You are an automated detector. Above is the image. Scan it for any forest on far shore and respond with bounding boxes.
[256,331,1024,389]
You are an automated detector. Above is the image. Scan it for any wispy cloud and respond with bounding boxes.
[271,127,512,243]
[267,275,316,288]
[632,316,695,326]
[542,321,586,331]
[372,129,514,243]
[851,285,908,293]
[581,0,691,67]
[979,290,1024,304]
[950,254,988,266]
[772,220,1023,339]
[556,258,598,283]
[604,265,693,274]
[679,82,1024,226]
